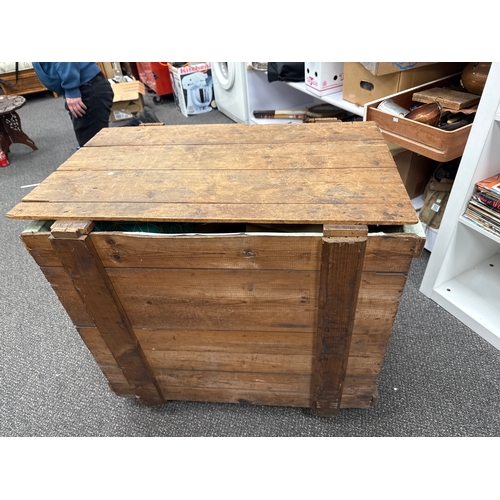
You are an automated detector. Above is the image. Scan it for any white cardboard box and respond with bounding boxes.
[168,63,214,117]
[305,62,344,96]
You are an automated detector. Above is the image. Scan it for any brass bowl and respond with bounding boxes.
[406,102,442,127]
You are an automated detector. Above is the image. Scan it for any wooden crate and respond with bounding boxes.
[8,122,424,416]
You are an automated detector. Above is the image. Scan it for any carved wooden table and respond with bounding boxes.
[0,95,38,159]
[8,122,424,416]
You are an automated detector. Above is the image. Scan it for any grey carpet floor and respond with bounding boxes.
[1,90,500,437]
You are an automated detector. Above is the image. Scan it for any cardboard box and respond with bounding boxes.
[343,62,467,106]
[391,147,437,200]
[168,63,213,117]
[110,81,145,122]
[305,62,344,96]
[360,62,436,77]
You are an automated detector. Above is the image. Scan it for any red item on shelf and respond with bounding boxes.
[136,62,173,96]
[0,150,9,167]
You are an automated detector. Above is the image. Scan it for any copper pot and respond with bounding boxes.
[406,102,442,127]
[461,62,491,95]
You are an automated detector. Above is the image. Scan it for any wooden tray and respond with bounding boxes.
[364,74,474,162]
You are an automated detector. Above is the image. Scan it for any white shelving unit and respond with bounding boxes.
[285,81,364,117]
[420,62,500,350]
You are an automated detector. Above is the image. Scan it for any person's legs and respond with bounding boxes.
[66,76,114,147]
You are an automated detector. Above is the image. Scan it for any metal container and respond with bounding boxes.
[377,99,409,117]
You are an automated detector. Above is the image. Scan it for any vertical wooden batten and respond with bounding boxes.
[48,221,164,406]
[311,225,368,416]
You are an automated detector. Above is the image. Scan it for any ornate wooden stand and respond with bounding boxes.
[0,95,38,158]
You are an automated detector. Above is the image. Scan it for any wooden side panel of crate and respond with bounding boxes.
[93,231,418,409]
[20,231,133,396]
[78,327,135,396]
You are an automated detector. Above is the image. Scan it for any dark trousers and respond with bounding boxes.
[65,74,114,147]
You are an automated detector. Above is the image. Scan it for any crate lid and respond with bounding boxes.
[7,122,418,226]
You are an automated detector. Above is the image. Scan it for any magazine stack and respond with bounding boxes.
[463,172,500,237]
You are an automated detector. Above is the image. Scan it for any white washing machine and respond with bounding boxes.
[212,62,250,124]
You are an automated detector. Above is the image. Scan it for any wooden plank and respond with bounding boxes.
[136,329,314,355]
[107,268,319,332]
[40,267,95,327]
[91,231,419,272]
[7,201,418,225]
[412,87,480,110]
[58,142,394,172]
[93,233,322,270]
[21,232,61,267]
[19,229,423,274]
[153,371,377,409]
[154,369,311,393]
[23,168,407,205]
[78,327,134,396]
[146,350,313,374]
[323,225,368,237]
[50,220,95,239]
[341,377,378,408]
[158,386,310,407]
[49,230,164,406]
[85,121,387,147]
[311,231,367,417]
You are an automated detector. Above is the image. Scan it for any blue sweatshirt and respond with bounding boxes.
[32,62,102,98]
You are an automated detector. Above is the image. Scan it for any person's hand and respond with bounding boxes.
[66,97,87,118]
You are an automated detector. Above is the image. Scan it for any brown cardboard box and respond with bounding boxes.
[392,148,437,200]
[343,62,467,106]
[110,81,145,122]
[360,62,436,76]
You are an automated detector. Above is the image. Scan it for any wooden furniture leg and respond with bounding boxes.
[0,111,37,156]
[310,225,368,417]
[49,221,164,406]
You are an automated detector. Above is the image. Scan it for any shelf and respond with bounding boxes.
[432,253,500,350]
[459,215,500,245]
[285,81,364,117]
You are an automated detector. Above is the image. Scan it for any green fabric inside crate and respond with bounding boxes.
[93,221,194,233]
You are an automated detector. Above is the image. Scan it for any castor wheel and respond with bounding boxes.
[153,95,163,105]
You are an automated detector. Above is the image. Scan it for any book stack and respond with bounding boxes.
[463,173,500,237]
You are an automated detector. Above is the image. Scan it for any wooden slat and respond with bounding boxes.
[107,268,319,332]
[146,350,313,374]
[91,231,419,272]
[78,327,134,396]
[136,329,314,355]
[7,202,417,225]
[39,267,95,327]
[20,225,422,273]
[155,381,377,408]
[23,169,406,205]
[58,142,394,171]
[21,232,61,267]
[311,231,367,416]
[85,121,387,147]
[412,87,480,110]
[49,230,164,406]
[93,233,322,270]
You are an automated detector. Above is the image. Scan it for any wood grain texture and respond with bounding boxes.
[78,327,134,396]
[23,169,405,204]
[7,201,416,225]
[107,268,319,332]
[412,87,480,110]
[311,232,367,416]
[58,142,394,172]
[49,232,164,406]
[85,121,386,147]
[7,122,418,225]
